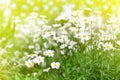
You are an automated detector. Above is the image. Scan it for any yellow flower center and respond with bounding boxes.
[48,52,52,55]
[55,37,59,41]
[38,58,41,61]
[83,34,87,38]
[54,63,57,67]
[76,29,80,33]
[28,62,31,65]
[106,35,109,39]
[106,45,110,49]
[48,32,52,34]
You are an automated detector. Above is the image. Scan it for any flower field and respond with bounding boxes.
[0,0,120,80]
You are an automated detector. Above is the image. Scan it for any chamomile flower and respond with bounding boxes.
[33,56,44,64]
[75,28,81,33]
[28,45,34,49]
[79,32,91,41]
[42,31,56,38]
[59,35,68,43]
[103,42,113,51]
[51,62,60,69]
[34,43,40,51]
[101,34,111,41]
[25,60,34,68]
[60,44,67,49]
[53,36,60,43]
[43,50,54,57]
[104,35,110,40]
[53,24,61,27]
[69,27,77,32]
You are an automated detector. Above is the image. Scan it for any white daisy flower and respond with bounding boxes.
[75,28,81,33]
[46,31,56,36]
[25,60,34,68]
[59,35,68,43]
[79,32,90,41]
[28,45,34,49]
[34,43,40,51]
[43,50,54,57]
[60,44,67,49]
[53,36,60,43]
[51,62,60,69]
[53,24,61,27]
[33,56,44,64]
[69,27,76,32]
[104,35,110,40]
[42,31,56,38]
[103,42,113,51]
[101,34,111,41]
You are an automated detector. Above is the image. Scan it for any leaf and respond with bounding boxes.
[15,74,21,80]
[38,70,42,76]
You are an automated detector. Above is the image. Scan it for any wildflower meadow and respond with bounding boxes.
[0,0,120,80]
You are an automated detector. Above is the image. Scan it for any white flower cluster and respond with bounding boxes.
[15,10,120,74]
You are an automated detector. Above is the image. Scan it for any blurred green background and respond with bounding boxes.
[1,0,120,52]
[1,0,120,38]
[0,0,120,23]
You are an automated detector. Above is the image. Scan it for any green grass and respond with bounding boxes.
[0,0,120,80]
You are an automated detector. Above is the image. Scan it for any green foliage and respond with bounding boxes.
[0,0,120,80]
